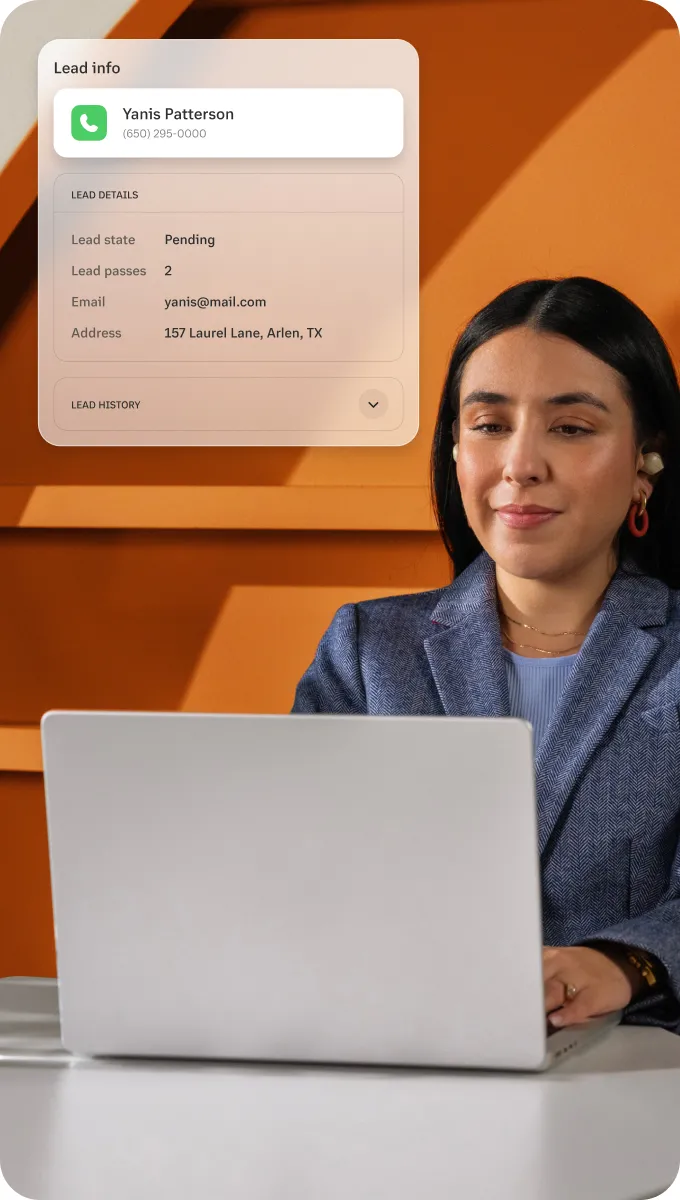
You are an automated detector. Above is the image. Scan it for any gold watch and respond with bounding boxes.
[625,949,658,990]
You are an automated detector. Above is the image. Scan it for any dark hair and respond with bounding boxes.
[431,277,680,588]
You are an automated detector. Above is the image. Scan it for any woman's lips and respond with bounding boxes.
[496,509,559,529]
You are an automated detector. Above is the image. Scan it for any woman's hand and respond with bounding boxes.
[543,945,643,1027]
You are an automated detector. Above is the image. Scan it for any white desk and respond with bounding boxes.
[1,977,680,1200]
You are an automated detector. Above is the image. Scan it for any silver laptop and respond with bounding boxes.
[40,710,619,1071]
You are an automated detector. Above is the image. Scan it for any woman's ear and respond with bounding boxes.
[640,478,654,504]
[637,437,666,499]
[635,458,654,503]
[643,432,668,468]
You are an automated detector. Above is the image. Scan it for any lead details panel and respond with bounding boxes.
[38,40,419,447]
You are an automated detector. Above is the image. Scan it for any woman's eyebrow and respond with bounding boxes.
[460,389,610,413]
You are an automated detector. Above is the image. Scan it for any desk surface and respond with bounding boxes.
[1,977,680,1200]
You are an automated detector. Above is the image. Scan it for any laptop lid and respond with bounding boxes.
[41,711,547,1069]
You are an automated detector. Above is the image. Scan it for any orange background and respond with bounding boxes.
[0,0,678,977]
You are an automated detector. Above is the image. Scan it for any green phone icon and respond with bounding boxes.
[71,105,108,141]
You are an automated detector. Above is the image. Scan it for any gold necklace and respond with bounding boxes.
[501,632,583,657]
[498,580,610,657]
[499,611,586,657]
[502,613,583,637]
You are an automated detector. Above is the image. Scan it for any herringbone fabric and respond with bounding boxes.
[292,550,680,1032]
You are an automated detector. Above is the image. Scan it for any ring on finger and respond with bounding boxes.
[564,982,578,1002]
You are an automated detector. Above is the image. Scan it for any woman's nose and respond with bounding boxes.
[502,434,549,484]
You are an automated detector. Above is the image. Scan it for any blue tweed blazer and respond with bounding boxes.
[292,550,680,1032]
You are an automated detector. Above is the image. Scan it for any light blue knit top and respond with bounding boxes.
[504,649,579,753]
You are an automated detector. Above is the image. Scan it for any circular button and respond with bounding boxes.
[359,389,389,418]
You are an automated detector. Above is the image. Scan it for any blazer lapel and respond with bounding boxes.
[423,551,670,859]
[534,566,667,856]
[424,552,510,718]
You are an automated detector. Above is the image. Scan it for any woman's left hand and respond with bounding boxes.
[543,945,642,1027]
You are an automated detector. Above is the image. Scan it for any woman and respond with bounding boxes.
[292,277,680,1034]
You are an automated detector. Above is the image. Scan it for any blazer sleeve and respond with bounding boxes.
[579,837,680,1032]
[291,603,367,714]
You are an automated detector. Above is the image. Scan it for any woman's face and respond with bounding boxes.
[455,326,652,581]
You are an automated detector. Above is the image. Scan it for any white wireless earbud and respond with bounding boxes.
[452,444,459,463]
[642,452,664,476]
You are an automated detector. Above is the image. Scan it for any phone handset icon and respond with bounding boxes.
[71,104,108,141]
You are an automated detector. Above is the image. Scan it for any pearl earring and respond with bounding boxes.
[452,444,459,463]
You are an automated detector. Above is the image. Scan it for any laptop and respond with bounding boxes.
[40,710,619,1071]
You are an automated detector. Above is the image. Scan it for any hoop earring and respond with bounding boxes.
[627,493,649,538]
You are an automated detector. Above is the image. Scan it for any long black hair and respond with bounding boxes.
[431,277,680,588]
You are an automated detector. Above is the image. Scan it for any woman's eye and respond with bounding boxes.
[469,423,592,436]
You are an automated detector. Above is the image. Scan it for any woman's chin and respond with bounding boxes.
[489,541,566,579]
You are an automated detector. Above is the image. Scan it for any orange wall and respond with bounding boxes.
[0,0,677,977]
[1,775,55,976]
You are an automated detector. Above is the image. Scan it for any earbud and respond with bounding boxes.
[452,444,459,463]
[642,452,664,476]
